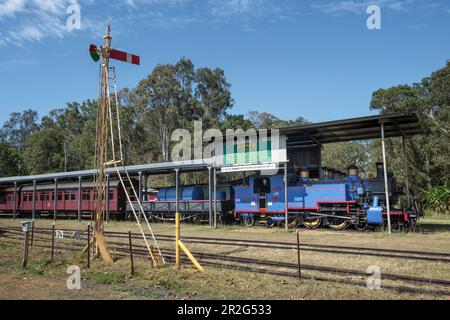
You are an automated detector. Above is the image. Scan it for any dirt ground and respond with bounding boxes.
[0,216,449,300]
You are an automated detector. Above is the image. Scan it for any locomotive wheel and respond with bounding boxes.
[266,217,275,228]
[281,216,299,229]
[327,217,349,231]
[354,222,368,231]
[243,216,255,227]
[303,217,321,229]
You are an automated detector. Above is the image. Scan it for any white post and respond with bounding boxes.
[381,122,392,234]
[284,163,288,231]
[213,168,217,229]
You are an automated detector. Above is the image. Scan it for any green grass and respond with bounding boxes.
[89,273,127,284]
[0,243,15,250]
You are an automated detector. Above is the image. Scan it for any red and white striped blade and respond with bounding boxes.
[109,49,140,65]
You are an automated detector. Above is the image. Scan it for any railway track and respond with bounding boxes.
[3,226,450,263]
[1,227,450,297]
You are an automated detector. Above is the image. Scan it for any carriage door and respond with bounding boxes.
[254,178,271,211]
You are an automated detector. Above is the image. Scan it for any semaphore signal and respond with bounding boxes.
[89,44,140,65]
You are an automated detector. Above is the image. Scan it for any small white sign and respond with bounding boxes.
[221,163,278,173]
[55,230,64,239]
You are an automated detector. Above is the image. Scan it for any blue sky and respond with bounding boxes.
[0,0,449,125]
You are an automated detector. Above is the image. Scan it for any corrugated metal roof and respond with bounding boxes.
[0,159,215,185]
[280,113,423,147]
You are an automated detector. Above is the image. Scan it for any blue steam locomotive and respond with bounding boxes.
[128,163,416,231]
[233,163,417,231]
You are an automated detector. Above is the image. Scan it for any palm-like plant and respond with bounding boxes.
[422,178,450,214]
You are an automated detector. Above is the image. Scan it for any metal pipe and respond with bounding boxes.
[208,167,213,227]
[175,168,180,268]
[78,177,82,222]
[381,122,392,234]
[144,174,148,201]
[213,168,217,229]
[138,171,143,201]
[297,230,301,279]
[403,136,411,208]
[13,181,17,220]
[53,179,58,221]
[176,212,181,268]
[32,180,36,221]
[138,172,142,221]
[284,163,288,231]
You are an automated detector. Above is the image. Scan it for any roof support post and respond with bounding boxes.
[402,136,411,209]
[138,171,143,201]
[54,179,58,221]
[13,181,17,220]
[208,167,213,227]
[144,174,148,202]
[284,163,289,231]
[381,122,392,234]
[106,174,110,223]
[175,169,180,213]
[213,167,217,229]
[78,176,82,222]
[138,171,142,221]
[32,180,36,221]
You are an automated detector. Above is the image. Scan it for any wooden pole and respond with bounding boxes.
[30,221,34,247]
[51,223,55,262]
[22,230,30,269]
[92,22,114,264]
[87,224,91,269]
[296,230,301,279]
[128,230,135,275]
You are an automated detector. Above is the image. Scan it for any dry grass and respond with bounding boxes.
[1,217,449,300]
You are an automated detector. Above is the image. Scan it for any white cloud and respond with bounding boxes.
[0,0,27,17]
[0,0,98,46]
[310,0,416,15]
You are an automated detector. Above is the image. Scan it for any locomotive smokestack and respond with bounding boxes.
[347,164,359,181]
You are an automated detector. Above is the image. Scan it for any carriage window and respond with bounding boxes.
[0,193,7,204]
[58,192,63,201]
[24,193,29,202]
[253,178,271,194]
[71,192,76,201]
[39,193,45,201]
[82,191,90,201]
[65,191,70,201]
[109,191,114,200]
